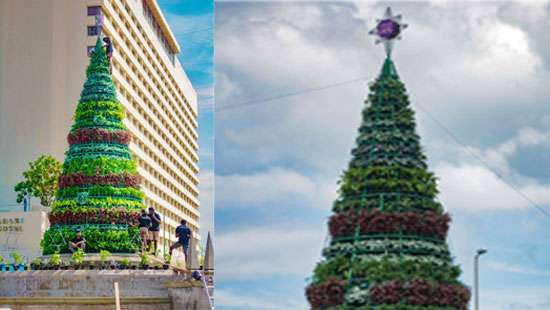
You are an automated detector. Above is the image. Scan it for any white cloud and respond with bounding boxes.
[216,168,336,209]
[435,162,550,212]
[487,260,550,277]
[216,226,326,281]
[216,289,306,310]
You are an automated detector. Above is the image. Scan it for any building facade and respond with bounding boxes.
[0,0,200,250]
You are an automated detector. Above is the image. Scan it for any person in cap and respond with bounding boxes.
[68,228,86,253]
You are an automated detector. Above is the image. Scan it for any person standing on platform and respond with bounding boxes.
[148,207,161,255]
[138,209,151,253]
[169,220,192,262]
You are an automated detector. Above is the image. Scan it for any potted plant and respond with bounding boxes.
[60,261,69,270]
[139,252,149,270]
[71,248,84,269]
[10,251,25,271]
[31,258,43,270]
[163,254,171,270]
[49,252,61,270]
[119,258,129,270]
[99,250,111,269]
[0,255,5,272]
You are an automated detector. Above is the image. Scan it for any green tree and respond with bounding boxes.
[14,155,61,207]
[41,36,144,255]
[305,58,470,309]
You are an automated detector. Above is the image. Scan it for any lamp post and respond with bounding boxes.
[474,249,488,310]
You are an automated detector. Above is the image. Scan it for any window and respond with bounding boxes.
[87,46,95,56]
[87,26,99,36]
[87,6,101,16]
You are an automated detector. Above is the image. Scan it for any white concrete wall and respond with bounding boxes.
[0,211,49,261]
[0,0,94,208]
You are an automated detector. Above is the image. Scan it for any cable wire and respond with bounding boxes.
[216,75,550,219]
[414,102,550,218]
[215,77,369,112]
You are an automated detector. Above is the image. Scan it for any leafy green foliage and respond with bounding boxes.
[99,250,111,263]
[10,251,23,265]
[49,252,61,266]
[53,196,144,211]
[120,258,130,266]
[14,155,62,207]
[42,226,140,255]
[314,256,461,285]
[57,185,144,200]
[62,156,137,176]
[72,248,85,264]
[140,252,150,266]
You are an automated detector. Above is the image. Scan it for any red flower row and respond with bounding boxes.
[68,128,131,145]
[371,278,470,309]
[58,173,142,189]
[305,279,346,309]
[49,208,140,226]
[329,209,450,240]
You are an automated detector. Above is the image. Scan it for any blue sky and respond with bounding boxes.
[158,0,214,239]
[215,2,550,310]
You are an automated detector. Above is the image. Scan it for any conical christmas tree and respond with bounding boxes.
[41,37,143,255]
[306,9,470,310]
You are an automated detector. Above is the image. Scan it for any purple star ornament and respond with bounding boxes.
[369,7,408,57]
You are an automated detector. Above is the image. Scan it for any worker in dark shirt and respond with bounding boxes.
[138,209,151,253]
[148,207,161,255]
[68,228,86,253]
[169,220,192,261]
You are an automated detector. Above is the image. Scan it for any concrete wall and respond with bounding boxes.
[0,211,49,261]
[0,0,93,207]
[0,270,210,310]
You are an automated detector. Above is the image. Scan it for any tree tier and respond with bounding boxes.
[49,208,141,226]
[42,225,140,255]
[329,210,450,240]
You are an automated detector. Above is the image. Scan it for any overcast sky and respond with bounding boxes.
[215,1,550,309]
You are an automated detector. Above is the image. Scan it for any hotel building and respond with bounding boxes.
[0,0,200,249]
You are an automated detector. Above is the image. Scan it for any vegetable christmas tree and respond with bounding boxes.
[41,37,143,255]
[305,8,470,310]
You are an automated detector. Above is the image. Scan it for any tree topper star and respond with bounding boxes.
[369,7,408,57]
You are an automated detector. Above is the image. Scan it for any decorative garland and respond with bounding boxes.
[323,238,450,259]
[370,279,469,309]
[313,255,461,285]
[333,194,443,214]
[329,210,450,240]
[49,208,140,226]
[62,156,137,176]
[68,128,131,145]
[306,279,347,309]
[58,173,141,189]
[57,185,144,200]
[52,197,144,210]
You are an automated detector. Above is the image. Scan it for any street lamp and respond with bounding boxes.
[474,249,488,310]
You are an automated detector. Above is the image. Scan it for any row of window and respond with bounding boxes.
[111,0,198,128]
[101,3,199,154]
[113,60,200,184]
[132,128,199,205]
[109,35,199,166]
[141,0,174,65]
[138,155,199,223]
[125,108,199,207]
[87,3,198,148]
